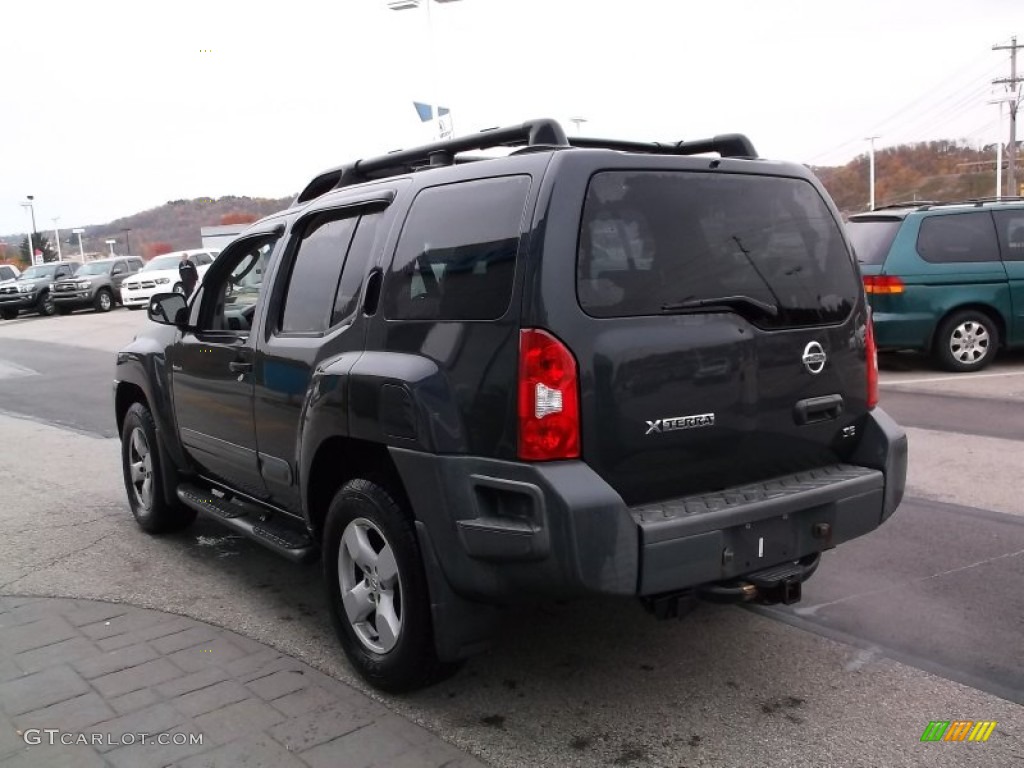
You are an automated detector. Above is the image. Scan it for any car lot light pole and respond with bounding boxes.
[20,196,37,265]
[52,217,62,261]
[989,91,1018,199]
[72,228,85,261]
[105,238,116,256]
[388,0,463,139]
[865,136,879,211]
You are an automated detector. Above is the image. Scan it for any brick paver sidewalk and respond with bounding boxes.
[0,596,485,768]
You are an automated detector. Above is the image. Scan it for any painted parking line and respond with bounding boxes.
[881,370,1024,386]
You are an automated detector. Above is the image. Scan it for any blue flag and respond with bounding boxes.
[413,102,450,121]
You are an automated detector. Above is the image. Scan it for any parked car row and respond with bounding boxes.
[847,198,1024,372]
[0,249,218,320]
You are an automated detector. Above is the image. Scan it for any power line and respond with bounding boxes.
[805,53,998,164]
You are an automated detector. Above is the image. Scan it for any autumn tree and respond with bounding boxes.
[220,212,258,225]
[19,233,59,263]
[143,241,174,259]
[0,243,27,267]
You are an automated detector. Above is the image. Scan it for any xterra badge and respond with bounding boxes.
[645,413,715,435]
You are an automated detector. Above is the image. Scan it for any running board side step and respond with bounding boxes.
[176,483,317,564]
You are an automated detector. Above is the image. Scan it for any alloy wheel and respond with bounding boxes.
[127,427,154,510]
[949,320,990,365]
[338,517,403,654]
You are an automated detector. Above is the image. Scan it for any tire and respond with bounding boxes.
[1,309,18,320]
[933,310,999,372]
[323,479,455,692]
[94,288,114,313]
[38,291,56,316]
[120,402,196,534]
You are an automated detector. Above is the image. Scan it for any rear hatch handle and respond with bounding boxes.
[793,394,844,425]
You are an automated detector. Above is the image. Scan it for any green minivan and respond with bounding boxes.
[847,200,1024,372]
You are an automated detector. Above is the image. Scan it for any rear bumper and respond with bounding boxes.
[391,408,908,602]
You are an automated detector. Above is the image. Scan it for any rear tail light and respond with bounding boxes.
[517,329,580,461]
[866,314,879,409]
[863,275,904,294]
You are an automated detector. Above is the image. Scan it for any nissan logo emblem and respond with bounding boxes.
[802,341,827,374]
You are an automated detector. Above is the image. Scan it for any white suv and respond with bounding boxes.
[120,249,217,309]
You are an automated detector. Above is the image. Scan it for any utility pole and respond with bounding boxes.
[993,36,1023,196]
[866,136,880,210]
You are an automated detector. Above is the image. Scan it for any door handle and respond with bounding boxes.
[793,394,843,425]
[228,360,253,373]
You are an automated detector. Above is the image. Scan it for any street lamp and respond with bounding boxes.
[865,136,880,211]
[569,117,588,136]
[105,238,116,256]
[121,228,132,256]
[388,0,463,139]
[52,217,63,262]
[20,196,37,265]
[72,228,85,261]
[989,90,1018,199]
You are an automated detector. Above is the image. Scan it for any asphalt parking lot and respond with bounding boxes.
[1,307,1022,767]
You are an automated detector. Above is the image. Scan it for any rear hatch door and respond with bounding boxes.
[567,169,869,506]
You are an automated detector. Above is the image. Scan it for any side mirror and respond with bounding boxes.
[148,292,189,327]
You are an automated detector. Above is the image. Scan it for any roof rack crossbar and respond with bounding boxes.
[293,122,759,207]
[569,133,757,159]
[294,119,569,205]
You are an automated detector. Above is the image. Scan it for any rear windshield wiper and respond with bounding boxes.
[660,295,779,317]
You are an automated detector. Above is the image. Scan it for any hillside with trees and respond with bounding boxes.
[1,195,292,266]
[813,140,1007,215]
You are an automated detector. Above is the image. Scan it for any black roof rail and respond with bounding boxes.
[568,133,758,159]
[293,121,759,206]
[294,119,570,205]
[918,196,1024,210]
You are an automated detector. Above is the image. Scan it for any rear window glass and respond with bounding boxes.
[384,176,529,321]
[993,209,1024,261]
[577,171,858,328]
[916,212,999,263]
[846,218,902,265]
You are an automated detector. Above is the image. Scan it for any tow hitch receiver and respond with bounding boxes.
[698,553,820,606]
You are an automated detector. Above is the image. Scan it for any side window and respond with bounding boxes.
[197,253,212,266]
[202,238,278,332]
[993,209,1024,261]
[384,176,530,321]
[916,213,1000,263]
[332,213,382,326]
[279,214,358,334]
[112,262,126,276]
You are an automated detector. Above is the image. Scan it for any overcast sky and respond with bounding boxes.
[1,0,1021,236]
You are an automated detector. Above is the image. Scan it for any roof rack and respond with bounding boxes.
[293,119,759,205]
[871,196,1024,212]
[568,134,757,159]
[918,196,1024,210]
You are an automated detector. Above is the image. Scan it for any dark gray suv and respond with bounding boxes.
[114,119,908,691]
[52,256,143,314]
